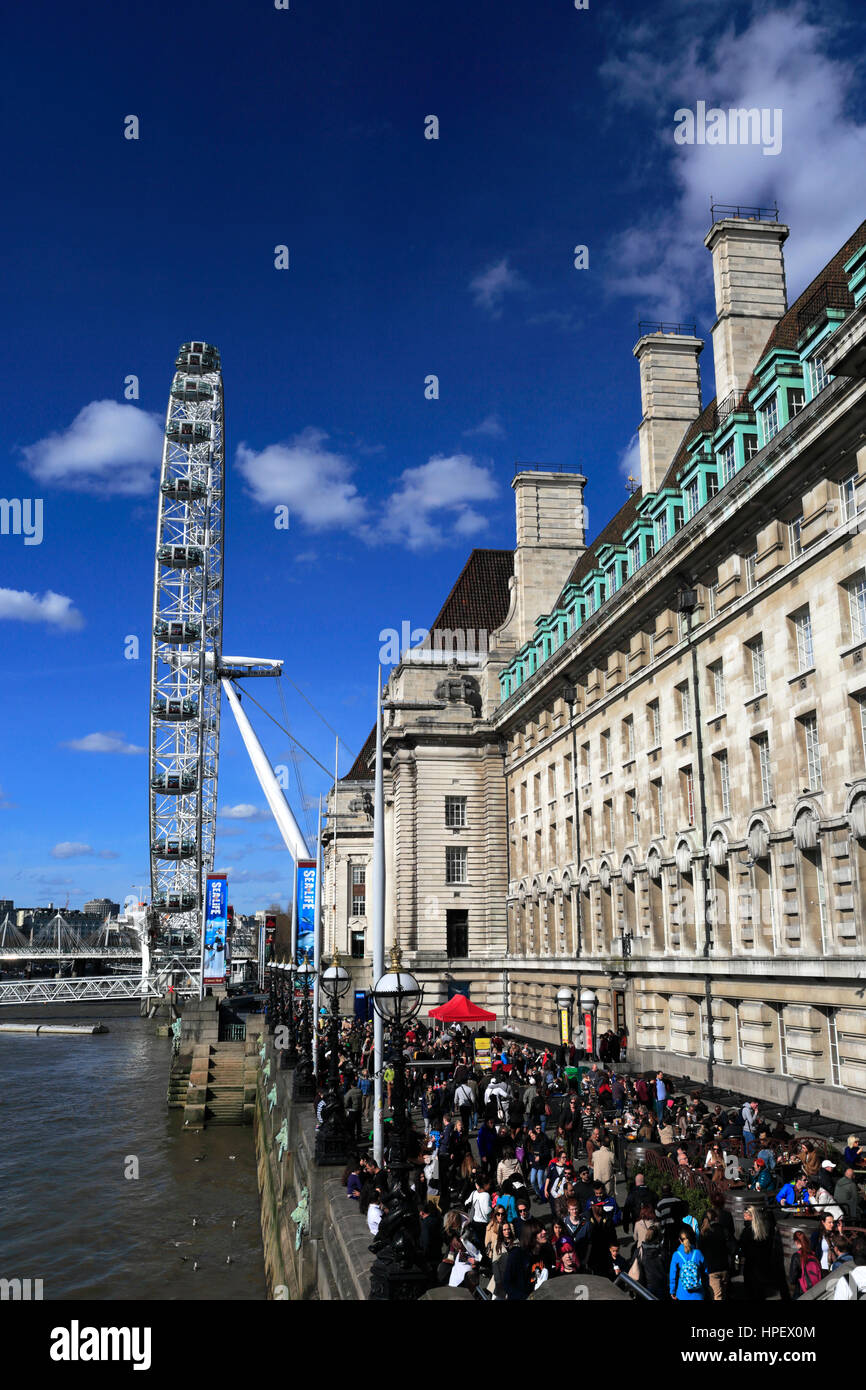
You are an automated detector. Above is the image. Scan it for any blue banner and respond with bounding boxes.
[296,859,317,967]
[203,874,228,983]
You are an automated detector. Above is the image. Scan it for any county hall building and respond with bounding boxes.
[323,208,866,1125]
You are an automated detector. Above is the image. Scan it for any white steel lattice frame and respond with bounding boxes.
[149,348,225,941]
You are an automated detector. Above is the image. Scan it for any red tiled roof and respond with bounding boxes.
[344,548,514,780]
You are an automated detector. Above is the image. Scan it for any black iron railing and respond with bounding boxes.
[796,279,854,335]
[710,202,780,224]
[637,320,697,337]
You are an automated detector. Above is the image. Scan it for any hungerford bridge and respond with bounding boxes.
[0,910,257,1011]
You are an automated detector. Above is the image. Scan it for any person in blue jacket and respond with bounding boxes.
[670,1226,708,1300]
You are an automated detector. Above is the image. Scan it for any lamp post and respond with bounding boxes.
[293,951,317,1101]
[580,987,598,1060]
[556,984,575,1065]
[368,943,427,1301]
[281,956,299,1069]
[315,949,352,1165]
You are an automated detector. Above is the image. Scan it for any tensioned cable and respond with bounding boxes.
[281,673,356,760]
[231,680,335,780]
[277,676,317,844]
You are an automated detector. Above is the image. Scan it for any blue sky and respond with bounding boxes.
[2,0,864,912]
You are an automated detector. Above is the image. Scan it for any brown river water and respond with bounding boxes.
[0,1007,265,1300]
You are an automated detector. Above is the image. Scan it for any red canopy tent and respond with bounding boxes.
[428,994,496,1023]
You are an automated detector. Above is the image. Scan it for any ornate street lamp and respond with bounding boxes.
[368,943,427,1301]
[314,949,352,1165]
[278,957,299,1069]
[266,962,278,1032]
[293,951,317,1101]
[556,983,575,1064]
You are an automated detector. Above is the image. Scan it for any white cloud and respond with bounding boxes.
[600,6,866,326]
[469,258,526,316]
[51,842,93,859]
[0,588,84,631]
[235,428,367,530]
[380,453,498,550]
[220,804,271,821]
[463,413,506,439]
[98,849,120,860]
[62,732,145,755]
[617,432,642,484]
[19,401,164,494]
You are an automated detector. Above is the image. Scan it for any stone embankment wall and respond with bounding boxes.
[253,1028,376,1301]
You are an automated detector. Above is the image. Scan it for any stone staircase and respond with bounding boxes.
[182,1041,258,1129]
[167,1055,191,1109]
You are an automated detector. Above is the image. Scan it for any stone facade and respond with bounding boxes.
[324,211,866,1122]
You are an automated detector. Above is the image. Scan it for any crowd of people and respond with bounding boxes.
[314,1015,865,1301]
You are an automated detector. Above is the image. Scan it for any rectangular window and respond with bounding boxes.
[754,733,773,804]
[445,847,467,884]
[563,753,573,788]
[581,741,591,783]
[520,781,527,814]
[720,441,736,484]
[583,809,593,856]
[629,539,640,574]
[657,512,669,548]
[849,577,866,643]
[645,532,656,560]
[626,788,637,841]
[604,799,614,846]
[706,470,719,500]
[803,713,822,789]
[444,795,467,827]
[652,779,665,837]
[857,693,866,759]
[710,660,726,713]
[794,608,814,671]
[682,767,695,826]
[777,1008,788,1076]
[827,1010,840,1087]
[840,474,859,521]
[744,434,760,461]
[788,387,806,417]
[716,750,731,818]
[350,929,365,959]
[352,865,366,886]
[351,894,366,917]
[745,551,758,592]
[601,729,611,771]
[807,356,828,398]
[446,909,469,957]
[749,637,766,695]
[547,764,557,799]
[760,396,779,444]
[788,517,803,560]
[707,583,718,619]
[685,478,699,519]
[623,715,635,761]
[648,699,661,748]
[677,681,692,731]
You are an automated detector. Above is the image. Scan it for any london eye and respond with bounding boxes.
[149,342,225,947]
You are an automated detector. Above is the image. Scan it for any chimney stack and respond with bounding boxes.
[704,216,789,405]
[633,331,704,495]
[509,470,587,646]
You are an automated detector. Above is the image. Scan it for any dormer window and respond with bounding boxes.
[759,396,779,445]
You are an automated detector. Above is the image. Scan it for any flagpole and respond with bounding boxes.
[372,670,385,1167]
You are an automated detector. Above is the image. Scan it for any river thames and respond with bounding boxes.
[0,1008,265,1300]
